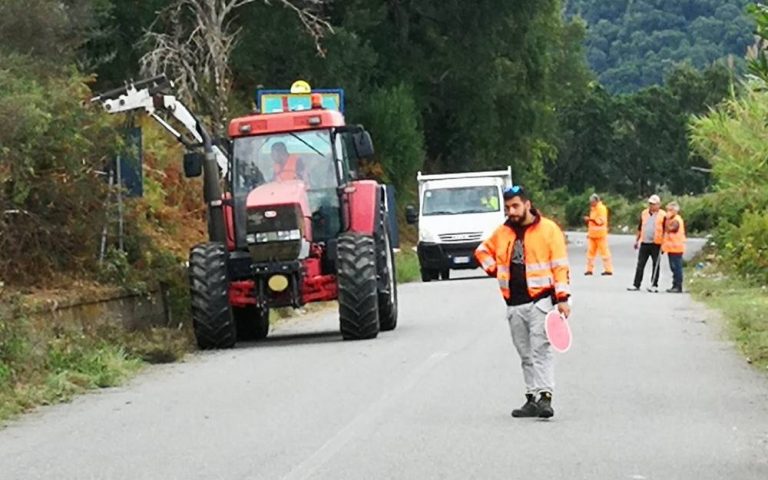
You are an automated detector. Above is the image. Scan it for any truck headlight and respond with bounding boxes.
[419,228,438,243]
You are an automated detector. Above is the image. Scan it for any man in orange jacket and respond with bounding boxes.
[628,194,666,293]
[583,194,613,276]
[663,201,686,293]
[475,185,571,419]
[271,142,307,182]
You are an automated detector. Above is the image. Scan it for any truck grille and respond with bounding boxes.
[438,232,483,243]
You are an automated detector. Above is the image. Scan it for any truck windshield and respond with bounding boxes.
[231,129,336,194]
[422,186,500,216]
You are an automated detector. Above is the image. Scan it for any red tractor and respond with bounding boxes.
[92,77,398,348]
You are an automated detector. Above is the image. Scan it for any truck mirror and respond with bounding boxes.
[183,152,204,178]
[405,205,418,225]
[353,131,375,159]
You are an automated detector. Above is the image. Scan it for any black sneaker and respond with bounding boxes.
[584,271,593,276]
[511,394,539,418]
[626,286,640,291]
[538,392,554,418]
[666,287,683,293]
[601,272,613,276]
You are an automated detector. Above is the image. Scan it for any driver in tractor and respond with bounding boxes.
[271,142,309,183]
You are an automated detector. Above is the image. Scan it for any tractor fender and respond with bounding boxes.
[345,180,381,235]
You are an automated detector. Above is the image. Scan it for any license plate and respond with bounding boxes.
[453,256,470,265]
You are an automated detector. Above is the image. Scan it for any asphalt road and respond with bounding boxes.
[1,233,767,480]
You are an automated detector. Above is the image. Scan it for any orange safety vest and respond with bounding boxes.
[587,201,609,239]
[475,216,571,302]
[273,155,301,181]
[640,208,666,245]
[663,214,686,254]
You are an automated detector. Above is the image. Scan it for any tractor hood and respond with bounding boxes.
[244,181,313,262]
[246,180,311,218]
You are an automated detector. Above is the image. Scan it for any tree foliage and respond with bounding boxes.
[567,0,754,93]
[555,63,733,197]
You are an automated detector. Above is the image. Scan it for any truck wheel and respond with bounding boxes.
[338,233,380,340]
[189,242,236,349]
[440,270,450,280]
[421,269,435,282]
[376,215,398,332]
[234,305,270,341]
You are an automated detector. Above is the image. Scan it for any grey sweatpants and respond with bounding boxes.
[506,297,555,395]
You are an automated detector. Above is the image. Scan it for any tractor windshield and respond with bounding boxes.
[231,129,342,242]
[232,129,336,193]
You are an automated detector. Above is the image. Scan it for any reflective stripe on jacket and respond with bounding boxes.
[663,214,686,254]
[587,201,609,239]
[475,216,571,302]
[640,208,666,245]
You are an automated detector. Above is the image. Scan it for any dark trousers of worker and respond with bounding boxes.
[633,243,661,288]
[668,253,684,290]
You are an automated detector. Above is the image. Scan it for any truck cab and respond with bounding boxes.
[406,168,512,281]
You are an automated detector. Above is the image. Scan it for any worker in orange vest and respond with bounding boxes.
[271,142,307,182]
[628,194,666,293]
[475,185,571,419]
[583,193,613,276]
[662,201,686,293]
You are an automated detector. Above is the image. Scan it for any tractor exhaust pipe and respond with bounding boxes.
[198,125,227,244]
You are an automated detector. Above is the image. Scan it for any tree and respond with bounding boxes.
[140,0,330,135]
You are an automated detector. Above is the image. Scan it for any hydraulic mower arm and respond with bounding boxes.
[90,75,229,177]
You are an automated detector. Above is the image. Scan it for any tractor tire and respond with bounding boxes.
[234,305,270,341]
[189,242,236,350]
[337,233,380,340]
[376,212,398,332]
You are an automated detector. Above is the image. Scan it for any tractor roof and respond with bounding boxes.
[228,109,346,138]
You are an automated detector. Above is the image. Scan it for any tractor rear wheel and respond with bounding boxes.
[376,214,398,331]
[234,305,270,341]
[189,242,236,349]
[337,233,380,340]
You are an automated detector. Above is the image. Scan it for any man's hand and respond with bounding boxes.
[634,241,640,250]
[557,302,571,318]
[583,216,590,223]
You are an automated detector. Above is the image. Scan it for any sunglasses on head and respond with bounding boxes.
[503,185,524,196]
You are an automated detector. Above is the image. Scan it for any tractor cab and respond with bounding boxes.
[224,82,371,250]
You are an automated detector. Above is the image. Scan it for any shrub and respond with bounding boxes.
[720,210,768,286]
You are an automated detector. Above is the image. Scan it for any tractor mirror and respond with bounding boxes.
[353,131,375,159]
[183,152,204,178]
[406,205,418,225]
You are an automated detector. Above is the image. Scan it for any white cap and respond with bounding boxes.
[648,194,661,204]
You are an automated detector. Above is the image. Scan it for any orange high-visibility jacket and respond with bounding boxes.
[475,216,571,303]
[663,214,686,254]
[587,201,609,239]
[274,155,301,181]
[639,208,666,245]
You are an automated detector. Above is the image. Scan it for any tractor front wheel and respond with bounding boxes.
[337,233,380,340]
[189,242,236,349]
[234,305,270,341]
[376,215,398,332]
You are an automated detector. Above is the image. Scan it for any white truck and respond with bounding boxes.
[405,167,512,281]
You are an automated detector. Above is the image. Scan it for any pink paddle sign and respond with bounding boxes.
[545,309,572,353]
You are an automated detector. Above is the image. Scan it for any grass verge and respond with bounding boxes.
[688,263,768,371]
[0,297,193,424]
[395,247,421,283]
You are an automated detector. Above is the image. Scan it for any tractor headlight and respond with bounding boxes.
[247,229,301,244]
